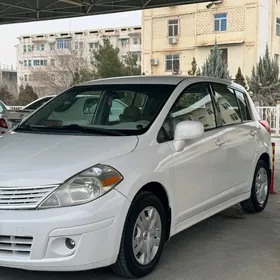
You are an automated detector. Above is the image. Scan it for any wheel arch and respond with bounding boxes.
[135,181,172,241]
[258,152,271,183]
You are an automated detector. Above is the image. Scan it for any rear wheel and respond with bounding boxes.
[241,160,270,213]
[111,191,167,278]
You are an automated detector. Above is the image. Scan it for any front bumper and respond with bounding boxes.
[0,189,130,271]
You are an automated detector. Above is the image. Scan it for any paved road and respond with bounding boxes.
[1,141,280,280]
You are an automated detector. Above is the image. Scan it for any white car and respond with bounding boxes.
[0,101,11,135]
[0,76,272,278]
[0,95,55,134]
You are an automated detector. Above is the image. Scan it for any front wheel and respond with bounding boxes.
[111,191,167,278]
[241,160,270,213]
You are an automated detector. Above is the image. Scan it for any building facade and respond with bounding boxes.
[16,26,142,96]
[142,0,280,79]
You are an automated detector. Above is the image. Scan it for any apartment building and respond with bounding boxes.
[142,0,280,78]
[16,26,142,95]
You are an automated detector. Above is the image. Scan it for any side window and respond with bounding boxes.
[0,103,4,113]
[159,83,216,142]
[83,98,98,114]
[212,83,242,125]
[234,89,252,122]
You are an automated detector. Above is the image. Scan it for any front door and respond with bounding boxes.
[161,82,228,224]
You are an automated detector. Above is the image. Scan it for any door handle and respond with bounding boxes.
[249,130,257,137]
[215,137,226,147]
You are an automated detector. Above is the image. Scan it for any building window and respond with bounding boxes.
[24,60,28,67]
[214,13,227,32]
[28,60,32,67]
[211,48,228,64]
[89,42,99,49]
[34,59,40,66]
[40,60,47,66]
[57,39,71,49]
[33,59,47,66]
[168,19,179,37]
[74,41,83,50]
[24,44,32,52]
[133,37,140,45]
[274,54,279,62]
[166,54,180,71]
[277,18,280,36]
[220,48,228,64]
[35,44,45,51]
[120,39,129,47]
[49,43,55,51]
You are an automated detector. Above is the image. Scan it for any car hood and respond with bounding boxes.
[0,132,138,186]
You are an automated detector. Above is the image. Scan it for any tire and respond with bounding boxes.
[111,191,167,278]
[241,160,270,213]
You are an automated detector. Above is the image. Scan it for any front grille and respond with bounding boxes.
[0,235,33,259]
[0,185,59,209]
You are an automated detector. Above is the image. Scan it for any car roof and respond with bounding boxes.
[78,75,245,91]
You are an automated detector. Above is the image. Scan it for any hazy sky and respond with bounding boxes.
[0,10,141,69]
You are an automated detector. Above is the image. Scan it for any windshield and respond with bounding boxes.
[15,84,176,136]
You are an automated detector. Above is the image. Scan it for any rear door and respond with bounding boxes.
[233,87,258,185]
[210,82,254,195]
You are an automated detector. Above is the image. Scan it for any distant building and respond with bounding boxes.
[142,0,280,78]
[0,68,17,85]
[16,26,142,96]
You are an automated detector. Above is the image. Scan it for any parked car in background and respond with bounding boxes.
[0,95,55,134]
[0,101,10,115]
[0,76,272,278]
[0,101,11,134]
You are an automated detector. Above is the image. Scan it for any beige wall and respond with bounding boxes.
[142,0,280,80]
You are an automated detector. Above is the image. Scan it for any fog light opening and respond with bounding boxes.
[65,238,76,250]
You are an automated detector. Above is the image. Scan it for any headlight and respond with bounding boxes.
[38,164,123,209]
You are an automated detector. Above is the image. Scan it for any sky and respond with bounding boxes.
[0,10,141,69]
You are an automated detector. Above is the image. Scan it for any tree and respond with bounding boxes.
[17,84,38,106]
[92,38,127,78]
[123,52,141,76]
[246,44,279,105]
[30,46,92,95]
[72,67,95,86]
[188,57,200,76]
[201,42,231,80]
[234,67,247,89]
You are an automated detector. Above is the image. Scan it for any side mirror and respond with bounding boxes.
[173,120,204,152]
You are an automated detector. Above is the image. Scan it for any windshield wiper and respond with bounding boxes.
[17,124,126,136]
[59,124,127,136]
[16,125,42,132]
